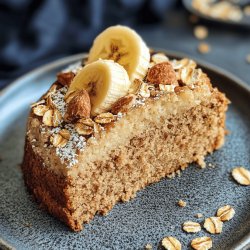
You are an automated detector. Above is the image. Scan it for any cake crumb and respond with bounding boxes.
[197,156,206,168]
[195,213,203,218]
[145,243,152,250]
[208,162,216,168]
[176,169,181,177]
[178,200,187,207]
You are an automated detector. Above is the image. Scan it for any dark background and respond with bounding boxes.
[0,0,249,89]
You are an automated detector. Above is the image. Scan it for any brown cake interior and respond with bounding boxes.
[22,86,228,231]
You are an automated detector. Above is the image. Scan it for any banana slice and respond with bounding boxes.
[87,25,150,81]
[69,59,131,116]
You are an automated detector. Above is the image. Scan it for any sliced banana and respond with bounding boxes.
[87,25,150,81]
[69,59,131,116]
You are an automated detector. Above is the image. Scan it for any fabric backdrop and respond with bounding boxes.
[0,0,176,89]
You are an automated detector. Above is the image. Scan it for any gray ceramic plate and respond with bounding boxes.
[182,0,250,28]
[0,51,250,250]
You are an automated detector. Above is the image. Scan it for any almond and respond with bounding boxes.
[146,62,177,85]
[111,94,136,114]
[64,90,91,122]
[57,72,75,86]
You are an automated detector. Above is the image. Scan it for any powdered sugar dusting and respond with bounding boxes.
[51,124,86,167]
[51,87,67,116]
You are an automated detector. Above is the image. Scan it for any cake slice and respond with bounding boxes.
[22,26,229,231]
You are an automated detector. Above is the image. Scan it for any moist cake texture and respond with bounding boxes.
[22,26,229,231]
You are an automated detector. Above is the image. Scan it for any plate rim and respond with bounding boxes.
[0,50,250,103]
[0,50,250,250]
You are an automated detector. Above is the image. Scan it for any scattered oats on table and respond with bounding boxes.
[231,166,250,186]
[197,42,211,54]
[162,236,181,250]
[178,199,187,207]
[203,217,223,234]
[194,25,208,40]
[183,221,201,233]
[144,243,153,250]
[191,236,212,250]
[216,205,235,222]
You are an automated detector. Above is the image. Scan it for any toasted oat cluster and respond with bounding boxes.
[30,53,208,167]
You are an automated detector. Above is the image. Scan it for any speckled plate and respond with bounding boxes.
[182,0,250,28]
[0,51,250,250]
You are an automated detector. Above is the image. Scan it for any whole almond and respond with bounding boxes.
[57,72,75,86]
[146,62,177,85]
[111,94,136,114]
[64,90,91,122]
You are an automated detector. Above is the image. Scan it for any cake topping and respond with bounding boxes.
[111,94,136,114]
[57,72,75,86]
[151,53,169,64]
[191,237,212,250]
[49,124,87,167]
[94,112,115,124]
[68,59,131,115]
[33,105,49,116]
[146,62,177,85]
[139,82,151,98]
[43,109,62,127]
[87,25,150,81]
[50,132,69,148]
[75,123,94,136]
[64,90,91,122]
[128,78,143,95]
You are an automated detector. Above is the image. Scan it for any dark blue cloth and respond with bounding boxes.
[0,0,176,89]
